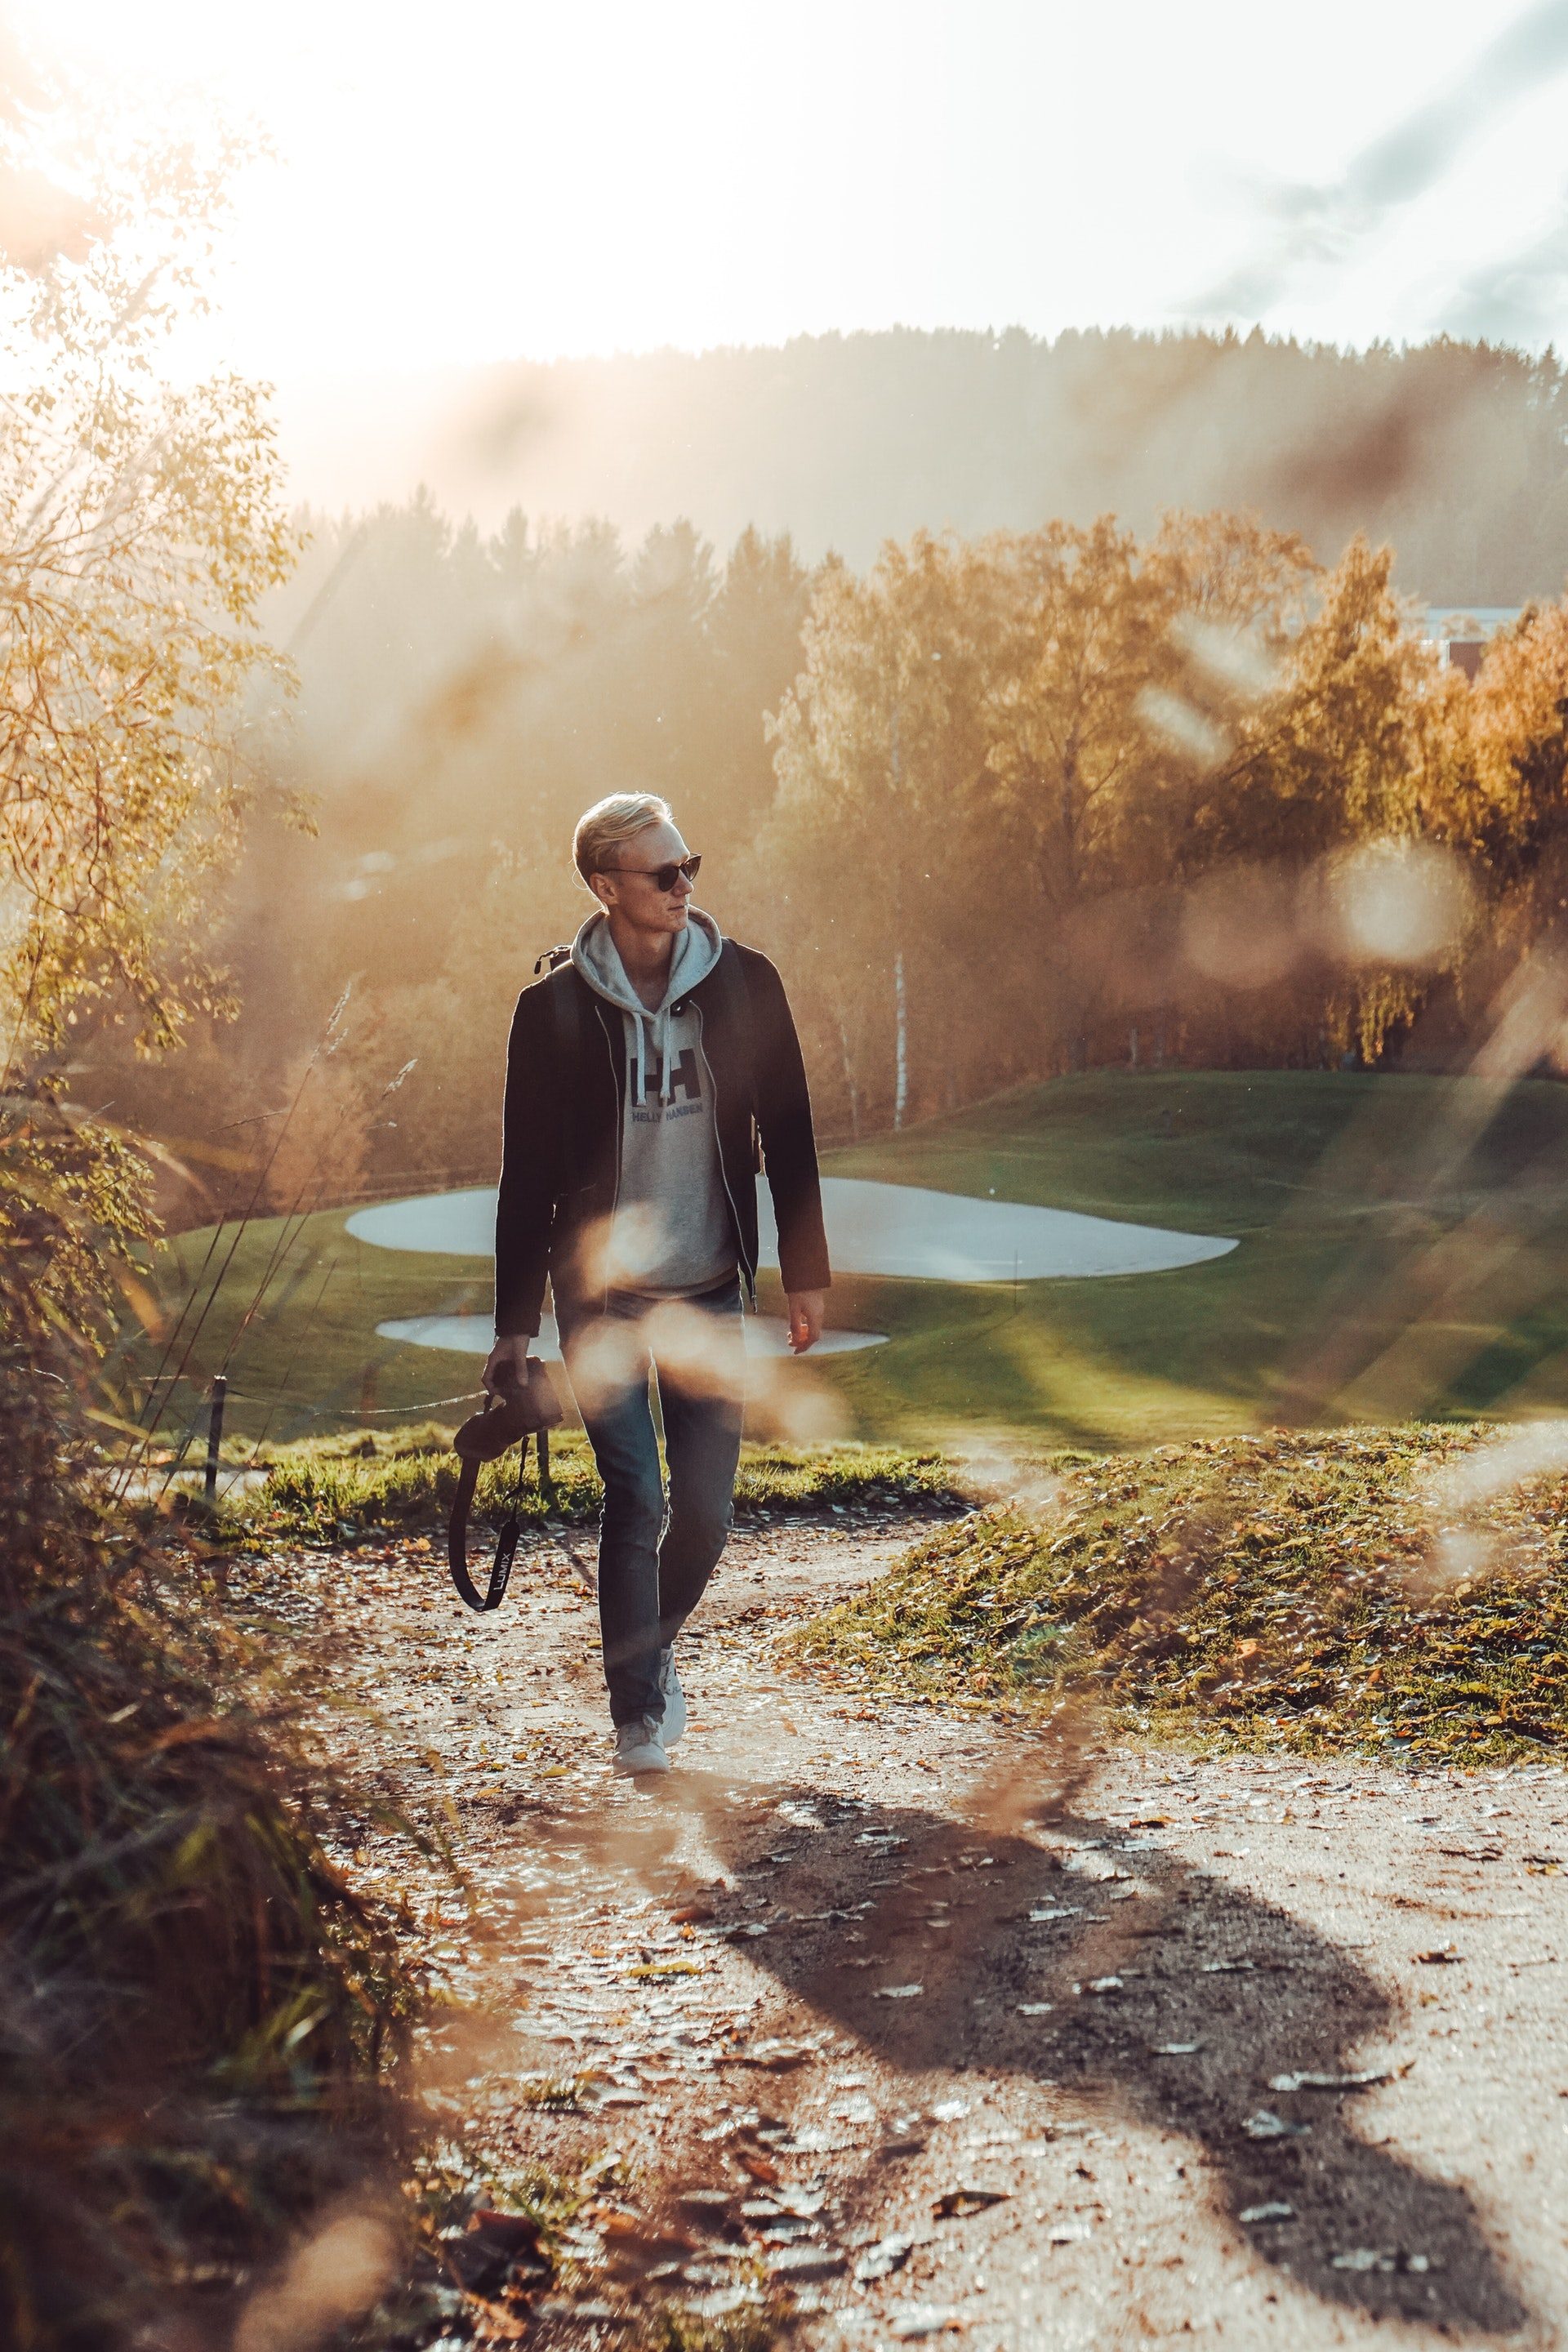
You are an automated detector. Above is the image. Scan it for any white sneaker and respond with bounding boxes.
[658,1647,686,1746]
[614,1717,671,1776]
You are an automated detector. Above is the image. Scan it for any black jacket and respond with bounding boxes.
[494,938,831,1338]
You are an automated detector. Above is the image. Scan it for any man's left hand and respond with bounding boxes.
[786,1290,826,1353]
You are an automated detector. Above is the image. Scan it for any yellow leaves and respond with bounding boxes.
[0,337,293,1063]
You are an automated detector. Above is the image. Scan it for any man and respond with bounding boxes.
[483,792,831,1776]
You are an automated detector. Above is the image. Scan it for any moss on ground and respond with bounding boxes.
[792,1422,1568,1765]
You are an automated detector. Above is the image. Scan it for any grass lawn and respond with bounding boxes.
[129,1070,1568,1454]
[791,1421,1568,1764]
[195,1429,959,1548]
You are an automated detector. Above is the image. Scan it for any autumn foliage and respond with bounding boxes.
[762,518,1568,1134]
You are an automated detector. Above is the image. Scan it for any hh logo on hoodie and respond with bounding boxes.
[632,1048,702,1120]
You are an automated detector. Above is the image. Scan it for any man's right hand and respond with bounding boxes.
[482,1333,533,1397]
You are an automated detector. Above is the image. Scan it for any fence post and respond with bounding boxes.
[204,1374,227,1504]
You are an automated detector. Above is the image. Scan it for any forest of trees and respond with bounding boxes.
[81,483,1568,1225]
[297,327,1568,600]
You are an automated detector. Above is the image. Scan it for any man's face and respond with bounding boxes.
[591,819,695,938]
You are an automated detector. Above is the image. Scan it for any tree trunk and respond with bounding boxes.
[836,1010,862,1140]
[893,950,908,1129]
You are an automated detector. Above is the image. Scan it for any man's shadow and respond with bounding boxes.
[506,1766,1529,2337]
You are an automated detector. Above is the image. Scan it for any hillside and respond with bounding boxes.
[275,327,1568,597]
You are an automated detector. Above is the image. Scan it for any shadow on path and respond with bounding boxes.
[502,1761,1529,2339]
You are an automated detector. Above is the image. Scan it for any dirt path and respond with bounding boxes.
[234,1513,1568,2349]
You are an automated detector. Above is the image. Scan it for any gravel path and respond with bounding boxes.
[235,1513,1568,2348]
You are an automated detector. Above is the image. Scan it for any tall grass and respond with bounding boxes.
[0,1206,425,2346]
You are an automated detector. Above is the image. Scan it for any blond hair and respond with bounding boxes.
[572,792,672,884]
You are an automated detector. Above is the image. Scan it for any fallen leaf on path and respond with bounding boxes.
[1268,2069,1388,2092]
[766,2247,846,2279]
[933,2189,1010,2218]
[855,2232,915,2281]
[728,2040,813,2069]
[774,2186,828,2218]
[675,2189,735,2221]
[889,2306,964,2339]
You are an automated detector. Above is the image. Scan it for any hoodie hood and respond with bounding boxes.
[571,906,724,1107]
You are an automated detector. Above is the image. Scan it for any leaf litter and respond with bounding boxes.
[228,1488,1568,2345]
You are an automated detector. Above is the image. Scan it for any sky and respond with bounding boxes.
[17,0,1568,380]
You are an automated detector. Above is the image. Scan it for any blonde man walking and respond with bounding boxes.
[483,794,830,1775]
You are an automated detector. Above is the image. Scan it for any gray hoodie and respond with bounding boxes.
[570,907,737,1296]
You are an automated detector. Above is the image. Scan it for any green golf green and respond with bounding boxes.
[134,1070,1568,1453]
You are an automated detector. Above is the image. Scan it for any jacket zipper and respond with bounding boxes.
[597,999,621,1314]
[694,999,757,1308]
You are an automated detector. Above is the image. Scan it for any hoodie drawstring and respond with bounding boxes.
[570,908,723,1108]
[657,1004,675,1105]
[629,1009,676,1107]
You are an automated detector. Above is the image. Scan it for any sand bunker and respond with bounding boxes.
[348,1177,1236,1282]
[375,1312,887,1360]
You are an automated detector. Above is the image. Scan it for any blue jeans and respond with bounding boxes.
[558,1278,745,1726]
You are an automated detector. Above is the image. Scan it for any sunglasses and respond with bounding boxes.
[612,853,702,892]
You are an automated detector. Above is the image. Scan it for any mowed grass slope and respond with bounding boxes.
[793,1422,1568,1764]
[133,1071,1568,1450]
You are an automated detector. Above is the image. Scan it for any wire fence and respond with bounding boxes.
[109,996,462,1508]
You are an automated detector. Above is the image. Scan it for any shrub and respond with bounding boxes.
[0,1182,423,2348]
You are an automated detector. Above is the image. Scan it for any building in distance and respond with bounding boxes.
[1423,605,1525,679]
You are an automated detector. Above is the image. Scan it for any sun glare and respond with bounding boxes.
[16,0,1568,383]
